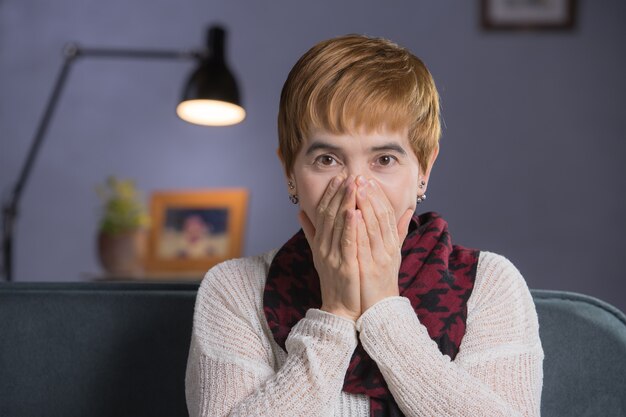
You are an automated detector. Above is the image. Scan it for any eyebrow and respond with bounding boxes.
[304,141,341,156]
[305,141,408,156]
[370,143,408,156]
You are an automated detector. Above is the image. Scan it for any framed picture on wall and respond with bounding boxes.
[481,0,576,30]
[145,189,248,274]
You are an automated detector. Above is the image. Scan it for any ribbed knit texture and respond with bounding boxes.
[185,250,543,416]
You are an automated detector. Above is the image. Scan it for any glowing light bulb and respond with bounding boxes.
[176,99,246,126]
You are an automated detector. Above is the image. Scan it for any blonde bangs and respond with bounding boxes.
[278,35,441,175]
[305,75,415,138]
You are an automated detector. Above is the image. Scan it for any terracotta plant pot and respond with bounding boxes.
[97,229,147,277]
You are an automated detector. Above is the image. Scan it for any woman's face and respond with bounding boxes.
[289,128,435,227]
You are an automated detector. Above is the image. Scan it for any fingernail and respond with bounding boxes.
[345,175,355,187]
[358,186,367,198]
[368,179,377,188]
[356,175,367,186]
[332,176,341,187]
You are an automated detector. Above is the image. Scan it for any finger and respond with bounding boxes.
[366,179,399,248]
[340,208,358,261]
[396,208,414,246]
[314,175,345,230]
[355,177,383,254]
[356,209,373,270]
[298,210,316,243]
[331,179,356,254]
[318,176,352,256]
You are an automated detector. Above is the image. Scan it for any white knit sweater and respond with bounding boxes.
[185,250,544,417]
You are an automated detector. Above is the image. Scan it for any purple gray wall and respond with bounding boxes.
[2,1,625,311]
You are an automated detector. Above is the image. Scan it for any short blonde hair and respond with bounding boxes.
[278,34,441,175]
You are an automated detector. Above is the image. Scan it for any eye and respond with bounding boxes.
[314,154,338,167]
[375,155,398,167]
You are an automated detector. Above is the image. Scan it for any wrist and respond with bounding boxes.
[356,296,411,332]
[361,289,399,313]
[320,304,360,322]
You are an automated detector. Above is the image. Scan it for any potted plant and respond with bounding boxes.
[96,176,150,277]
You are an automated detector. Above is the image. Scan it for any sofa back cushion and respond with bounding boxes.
[1,284,625,416]
[533,290,626,417]
[0,282,198,417]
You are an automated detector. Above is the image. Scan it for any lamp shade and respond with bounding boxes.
[176,26,245,126]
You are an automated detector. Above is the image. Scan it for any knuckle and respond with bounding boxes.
[338,262,356,276]
[330,256,343,268]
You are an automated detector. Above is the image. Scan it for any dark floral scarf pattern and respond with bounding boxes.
[263,212,479,417]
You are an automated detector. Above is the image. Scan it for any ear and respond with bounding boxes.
[420,144,439,192]
[277,147,296,194]
[276,147,284,165]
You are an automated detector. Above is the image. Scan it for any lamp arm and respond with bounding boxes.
[1,47,76,282]
[1,43,203,282]
[75,45,204,61]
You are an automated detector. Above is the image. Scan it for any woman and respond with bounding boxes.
[185,34,544,417]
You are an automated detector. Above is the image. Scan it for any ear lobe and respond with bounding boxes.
[287,178,296,192]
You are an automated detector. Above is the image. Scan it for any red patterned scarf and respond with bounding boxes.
[263,212,479,416]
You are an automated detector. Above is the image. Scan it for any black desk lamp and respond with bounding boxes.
[1,25,245,281]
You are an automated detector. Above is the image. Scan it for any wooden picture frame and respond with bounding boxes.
[481,0,576,30]
[145,189,248,274]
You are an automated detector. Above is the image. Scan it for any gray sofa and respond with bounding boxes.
[1,282,625,417]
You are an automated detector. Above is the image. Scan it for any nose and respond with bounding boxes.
[343,161,371,182]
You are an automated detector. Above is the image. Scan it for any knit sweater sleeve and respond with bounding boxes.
[185,255,358,417]
[356,251,544,417]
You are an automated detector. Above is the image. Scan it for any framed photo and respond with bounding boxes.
[481,0,576,30]
[145,189,248,274]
